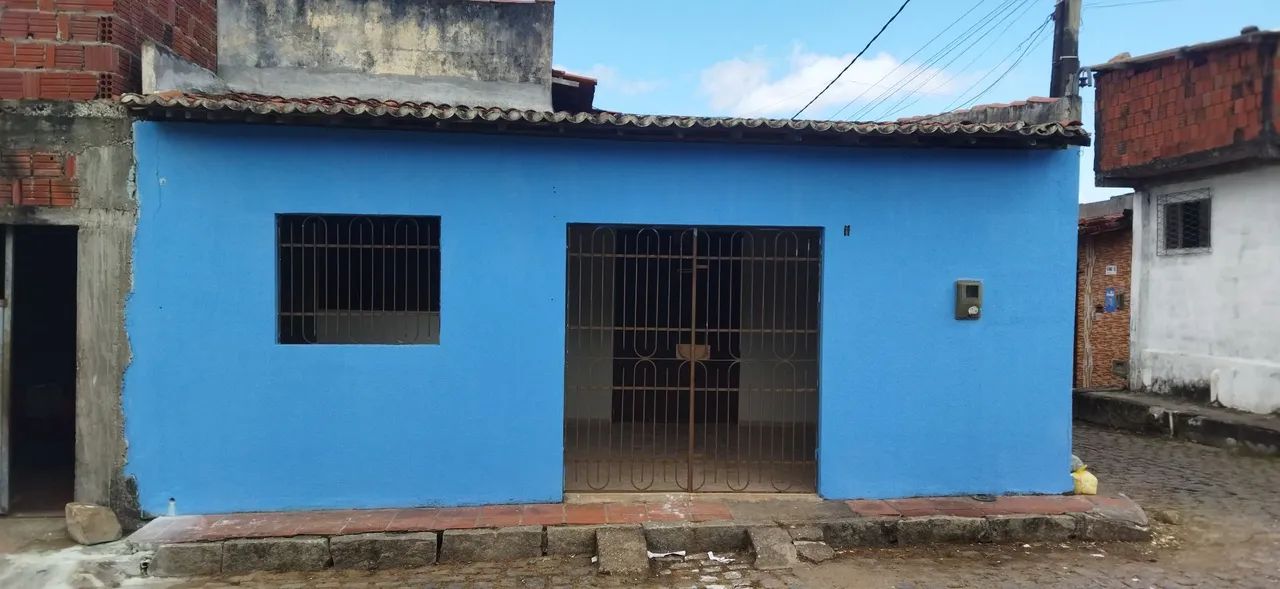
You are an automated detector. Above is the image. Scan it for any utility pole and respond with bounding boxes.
[1050,0,1082,119]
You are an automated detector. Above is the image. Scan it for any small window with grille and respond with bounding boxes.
[277,214,440,344]
[1157,189,1211,255]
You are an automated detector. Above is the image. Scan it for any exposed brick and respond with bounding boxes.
[0,71,22,98]
[1,10,58,40]
[83,43,118,71]
[1096,42,1273,173]
[52,43,84,69]
[39,71,97,98]
[1,0,216,97]
[0,149,78,208]
[13,42,46,69]
[65,15,101,42]
[53,0,116,11]
[1075,228,1132,389]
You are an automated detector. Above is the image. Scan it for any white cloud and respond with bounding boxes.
[556,64,665,97]
[699,45,960,119]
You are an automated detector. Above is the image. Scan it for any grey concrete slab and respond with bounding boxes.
[642,522,692,553]
[793,540,835,563]
[726,500,852,523]
[985,514,1078,543]
[1076,513,1153,541]
[747,526,797,570]
[897,516,988,545]
[438,526,542,563]
[786,525,824,541]
[546,525,600,556]
[330,532,437,570]
[1074,389,1280,456]
[822,517,897,549]
[690,522,749,552]
[223,537,330,574]
[595,526,648,576]
[151,542,224,577]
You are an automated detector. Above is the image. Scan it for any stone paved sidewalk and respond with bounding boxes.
[115,425,1280,587]
[130,494,1137,546]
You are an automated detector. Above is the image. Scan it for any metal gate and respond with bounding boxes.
[564,225,820,493]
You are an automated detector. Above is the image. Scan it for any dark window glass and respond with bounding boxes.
[1162,199,1210,251]
[277,214,440,344]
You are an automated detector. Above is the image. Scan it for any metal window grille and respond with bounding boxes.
[1157,189,1211,255]
[277,214,440,344]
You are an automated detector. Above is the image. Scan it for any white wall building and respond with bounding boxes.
[1091,28,1280,415]
[1129,165,1280,414]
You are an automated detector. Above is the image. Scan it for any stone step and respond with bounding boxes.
[594,526,649,576]
[746,526,797,570]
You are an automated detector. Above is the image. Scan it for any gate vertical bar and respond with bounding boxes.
[0,226,14,513]
[686,228,697,492]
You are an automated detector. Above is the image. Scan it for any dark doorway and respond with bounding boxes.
[565,225,821,493]
[5,225,77,513]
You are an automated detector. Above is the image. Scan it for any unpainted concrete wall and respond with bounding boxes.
[217,0,554,109]
[0,101,137,523]
[919,97,1079,125]
[1079,193,1133,219]
[1130,164,1280,414]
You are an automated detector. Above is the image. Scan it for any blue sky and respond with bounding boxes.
[553,0,1276,202]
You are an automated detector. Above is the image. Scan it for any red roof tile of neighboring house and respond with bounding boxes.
[1079,212,1132,236]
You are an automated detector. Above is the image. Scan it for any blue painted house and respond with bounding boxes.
[111,0,1089,517]
[119,93,1087,516]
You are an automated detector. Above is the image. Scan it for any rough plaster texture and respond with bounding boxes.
[924,97,1079,125]
[1131,165,1280,414]
[216,0,553,109]
[126,121,1079,514]
[142,43,230,95]
[0,101,137,523]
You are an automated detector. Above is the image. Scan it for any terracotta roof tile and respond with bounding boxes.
[120,92,1090,149]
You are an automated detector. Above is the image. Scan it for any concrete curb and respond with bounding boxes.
[145,502,1151,577]
[1074,389,1280,455]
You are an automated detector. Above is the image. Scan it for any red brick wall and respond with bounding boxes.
[0,0,216,100]
[1074,229,1132,389]
[0,148,78,206]
[1096,42,1276,173]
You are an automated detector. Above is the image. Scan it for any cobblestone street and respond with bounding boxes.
[142,425,1280,588]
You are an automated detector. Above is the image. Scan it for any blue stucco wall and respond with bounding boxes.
[126,122,1080,515]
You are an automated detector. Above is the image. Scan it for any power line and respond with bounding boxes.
[846,0,1026,121]
[864,0,1036,121]
[884,3,1044,119]
[911,17,1054,123]
[827,0,990,120]
[939,15,1053,113]
[949,20,1053,112]
[740,71,950,119]
[846,0,1021,121]
[791,0,913,120]
[1086,0,1182,9]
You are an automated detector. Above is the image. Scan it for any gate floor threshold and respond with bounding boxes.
[565,492,824,504]
[127,494,1143,547]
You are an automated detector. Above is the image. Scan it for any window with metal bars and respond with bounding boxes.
[1157,189,1211,255]
[277,214,440,344]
